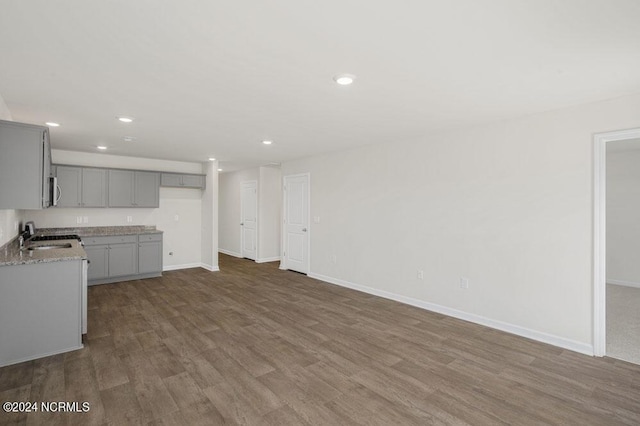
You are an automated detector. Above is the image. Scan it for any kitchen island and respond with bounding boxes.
[0,236,86,367]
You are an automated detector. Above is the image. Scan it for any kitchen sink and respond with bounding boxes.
[27,243,73,250]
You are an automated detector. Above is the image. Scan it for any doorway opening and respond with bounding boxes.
[593,128,640,360]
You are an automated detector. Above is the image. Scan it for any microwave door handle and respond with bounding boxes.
[52,177,61,206]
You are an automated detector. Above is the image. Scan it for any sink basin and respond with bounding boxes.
[27,243,73,250]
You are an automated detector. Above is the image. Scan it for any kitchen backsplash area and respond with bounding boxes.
[21,187,202,270]
[0,209,20,247]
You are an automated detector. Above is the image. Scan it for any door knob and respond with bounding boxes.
[302,228,307,232]
[240,223,244,226]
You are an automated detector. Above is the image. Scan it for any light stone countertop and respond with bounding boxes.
[36,225,162,237]
[0,237,86,267]
[0,226,162,266]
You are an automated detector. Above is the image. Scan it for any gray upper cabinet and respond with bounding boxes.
[0,120,52,209]
[161,172,205,189]
[135,171,160,207]
[55,165,107,208]
[108,170,135,207]
[108,170,159,208]
[82,168,108,207]
[56,166,82,207]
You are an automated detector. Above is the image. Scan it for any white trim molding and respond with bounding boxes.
[256,256,281,263]
[309,272,594,356]
[607,279,640,289]
[200,263,220,272]
[218,248,242,258]
[163,263,203,272]
[593,128,640,357]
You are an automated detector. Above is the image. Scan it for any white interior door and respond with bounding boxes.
[284,174,309,274]
[241,181,257,260]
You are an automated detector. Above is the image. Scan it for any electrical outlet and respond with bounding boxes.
[76,216,82,224]
[174,214,179,222]
[460,277,469,289]
[126,215,133,223]
[331,254,337,264]
[417,270,424,280]
[13,221,18,231]
[0,226,4,241]
[83,216,89,224]
[313,216,320,224]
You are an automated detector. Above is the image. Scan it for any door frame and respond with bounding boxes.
[593,128,640,356]
[280,173,310,273]
[240,180,258,261]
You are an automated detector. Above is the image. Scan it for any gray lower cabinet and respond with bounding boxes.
[85,233,162,285]
[108,170,160,208]
[55,165,108,208]
[138,233,163,274]
[85,245,108,280]
[0,260,83,367]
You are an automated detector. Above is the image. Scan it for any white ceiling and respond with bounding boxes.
[1,1,640,171]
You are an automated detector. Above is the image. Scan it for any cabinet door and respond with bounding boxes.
[82,168,108,207]
[134,171,160,207]
[85,245,109,281]
[138,241,162,274]
[108,243,138,277]
[56,166,82,207]
[108,170,134,207]
[160,173,182,187]
[181,174,205,189]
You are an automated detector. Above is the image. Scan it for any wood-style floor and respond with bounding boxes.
[2,254,640,425]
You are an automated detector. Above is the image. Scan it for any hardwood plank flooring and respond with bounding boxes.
[2,254,640,425]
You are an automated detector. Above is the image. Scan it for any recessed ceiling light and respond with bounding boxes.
[262,140,273,145]
[208,157,216,161]
[117,116,134,123]
[97,146,107,150]
[333,74,356,85]
[217,168,223,172]
[45,122,60,127]
[123,136,136,142]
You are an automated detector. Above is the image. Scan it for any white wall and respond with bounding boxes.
[607,148,640,286]
[218,166,281,261]
[21,150,205,270]
[0,210,20,248]
[0,93,18,248]
[281,92,640,354]
[258,166,282,262]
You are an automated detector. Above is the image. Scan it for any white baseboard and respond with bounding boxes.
[308,272,594,356]
[219,249,242,258]
[163,263,202,271]
[200,263,220,272]
[607,279,640,289]
[256,256,281,263]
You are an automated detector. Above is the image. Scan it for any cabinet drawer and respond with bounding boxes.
[138,233,162,242]
[83,235,137,245]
